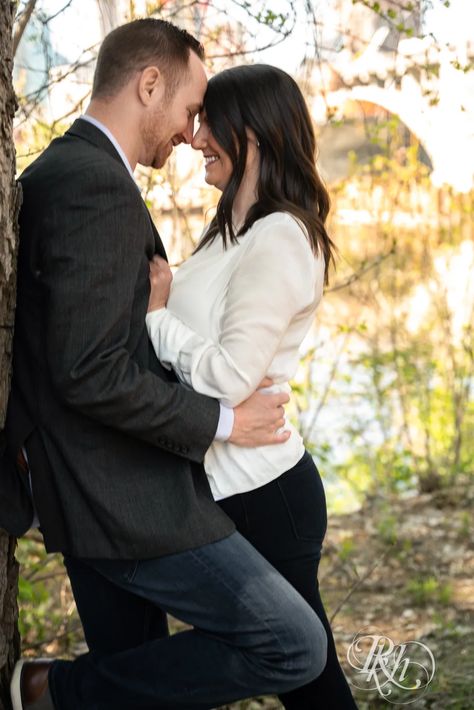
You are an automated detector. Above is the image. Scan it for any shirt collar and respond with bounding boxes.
[79,114,135,180]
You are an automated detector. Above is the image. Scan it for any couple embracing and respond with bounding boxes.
[2,17,357,710]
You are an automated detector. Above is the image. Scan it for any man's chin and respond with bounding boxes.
[152,150,172,170]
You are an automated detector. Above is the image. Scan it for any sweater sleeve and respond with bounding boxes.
[146,214,323,407]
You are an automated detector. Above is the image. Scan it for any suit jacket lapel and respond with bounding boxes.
[66,119,130,175]
[146,211,167,259]
[66,119,168,260]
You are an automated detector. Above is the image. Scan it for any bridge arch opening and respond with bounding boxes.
[316,99,432,184]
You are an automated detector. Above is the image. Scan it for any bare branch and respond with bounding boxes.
[327,244,396,293]
[207,26,295,59]
[302,325,355,441]
[329,544,394,623]
[13,0,38,57]
[43,0,75,25]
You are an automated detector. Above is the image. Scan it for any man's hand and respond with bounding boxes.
[229,388,291,447]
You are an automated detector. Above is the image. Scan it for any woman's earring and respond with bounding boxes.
[256,139,260,148]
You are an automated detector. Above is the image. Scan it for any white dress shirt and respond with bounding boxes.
[146,211,325,499]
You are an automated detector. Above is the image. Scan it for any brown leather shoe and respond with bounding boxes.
[10,659,55,710]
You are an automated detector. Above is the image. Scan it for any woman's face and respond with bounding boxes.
[191,111,234,191]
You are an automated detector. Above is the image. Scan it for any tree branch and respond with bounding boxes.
[327,244,396,293]
[329,544,394,623]
[13,0,38,57]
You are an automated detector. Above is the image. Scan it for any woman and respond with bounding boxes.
[146,64,357,709]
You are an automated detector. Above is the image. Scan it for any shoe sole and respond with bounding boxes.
[10,658,26,710]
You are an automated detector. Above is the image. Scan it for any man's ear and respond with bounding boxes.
[137,66,165,106]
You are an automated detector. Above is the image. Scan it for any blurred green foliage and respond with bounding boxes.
[292,116,474,501]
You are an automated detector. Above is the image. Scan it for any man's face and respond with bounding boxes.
[142,51,207,169]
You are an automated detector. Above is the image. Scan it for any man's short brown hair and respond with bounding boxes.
[92,18,205,100]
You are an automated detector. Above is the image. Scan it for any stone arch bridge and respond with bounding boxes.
[311,28,474,192]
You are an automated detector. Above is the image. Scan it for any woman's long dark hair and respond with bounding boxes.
[195,64,336,283]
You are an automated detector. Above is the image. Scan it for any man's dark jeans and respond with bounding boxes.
[50,531,327,709]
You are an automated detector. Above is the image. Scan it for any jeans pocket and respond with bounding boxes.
[277,453,328,542]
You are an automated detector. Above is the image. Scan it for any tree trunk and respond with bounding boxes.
[0,1,22,708]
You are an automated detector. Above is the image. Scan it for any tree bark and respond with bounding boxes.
[0,1,22,708]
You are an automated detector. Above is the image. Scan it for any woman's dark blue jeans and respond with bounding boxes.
[218,450,357,709]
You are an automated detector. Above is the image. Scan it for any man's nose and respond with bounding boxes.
[182,124,194,144]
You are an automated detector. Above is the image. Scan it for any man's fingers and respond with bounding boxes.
[150,256,171,276]
[271,430,291,443]
[229,386,292,447]
[267,392,290,407]
[149,261,172,282]
[257,377,273,389]
[149,263,161,276]
[152,255,167,265]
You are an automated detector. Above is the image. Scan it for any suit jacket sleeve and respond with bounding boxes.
[41,167,219,461]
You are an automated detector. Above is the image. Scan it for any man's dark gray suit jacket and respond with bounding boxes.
[0,118,234,558]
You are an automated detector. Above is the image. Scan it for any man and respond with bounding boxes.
[4,18,327,709]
